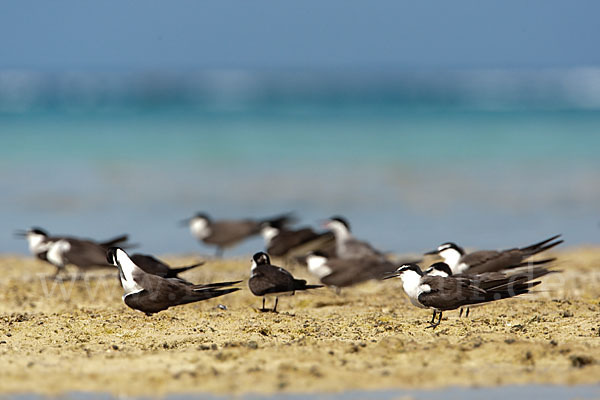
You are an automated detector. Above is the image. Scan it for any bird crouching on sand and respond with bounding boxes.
[248,251,322,312]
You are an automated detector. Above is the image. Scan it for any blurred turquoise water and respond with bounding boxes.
[2,71,599,256]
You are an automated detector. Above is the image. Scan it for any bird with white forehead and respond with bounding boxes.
[425,234,562,275]
[15,227,130,277]
[384,262,545,329]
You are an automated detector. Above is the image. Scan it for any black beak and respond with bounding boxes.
[14,230,27,238]
[382,273,400,280]
[178,218,191,227]
[424,249,439,255]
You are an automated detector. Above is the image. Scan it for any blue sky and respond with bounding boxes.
[1,0,599,71]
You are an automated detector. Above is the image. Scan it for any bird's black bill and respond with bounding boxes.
[382,273,400,280]
[178,218,191,227]
[424,250,438,255]
[13,230,27,238]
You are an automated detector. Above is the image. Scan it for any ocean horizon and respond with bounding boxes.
[2,68,599,256]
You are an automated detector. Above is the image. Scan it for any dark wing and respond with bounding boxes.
[127,273,239,314]
[64,239,114,268]
[248,263,296,296]
[130,254,170,277]
[267,228,322,257]
[418,276,488,311]
[461,250,524,273]
[204,220,261,246]
[343,238,386,260]
[99,234,130,249]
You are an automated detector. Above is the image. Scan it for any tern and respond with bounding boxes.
[248,251,322,312]
[425,235,562,274]
[16,227,129,266]
[107,247,241,316]
[384,263,545,329]
[424,261,557,317]
[182,212,294,257]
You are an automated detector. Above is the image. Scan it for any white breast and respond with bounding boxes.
[27,234,49,255]
[260,226,279,245]
[46,240,71,267]
[116,249,144,295]
[306,256,332,278]
[400,271,429,309]
[190,218,211,240]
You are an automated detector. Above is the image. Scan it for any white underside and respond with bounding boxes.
[306,256,332,278]
[190,218,211,240]
[400,271,430,309]
[260,226,279,245]
[46,240,71,268]
[27,234,50,255]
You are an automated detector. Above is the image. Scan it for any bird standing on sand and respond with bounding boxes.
[323,216,387,261]
[181,212,294,257]
[384,263,547,329]
[16,227,130,277]
[424,234,562,275]
[248,251,322,312]
[424,261,557,318]
[107,247,241,316]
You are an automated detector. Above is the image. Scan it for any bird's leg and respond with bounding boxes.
[430,310,437,324]
[466,307,470,318]
[426,310,442,329]
[260,297,267,312]
[273,297,279,313]
[459,308,464,318]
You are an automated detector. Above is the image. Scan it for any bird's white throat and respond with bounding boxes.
[27,233,49,255]
[116,249,143,294]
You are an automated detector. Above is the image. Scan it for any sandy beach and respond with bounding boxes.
[0,247,598,396]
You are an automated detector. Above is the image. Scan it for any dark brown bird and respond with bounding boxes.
[15,227,130,276]
[182,212,294,257]
[248,252,322,312]
[260,223,335,259]
[425,234,562,275]
[107,248,240,316]
[384,263,549,329]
